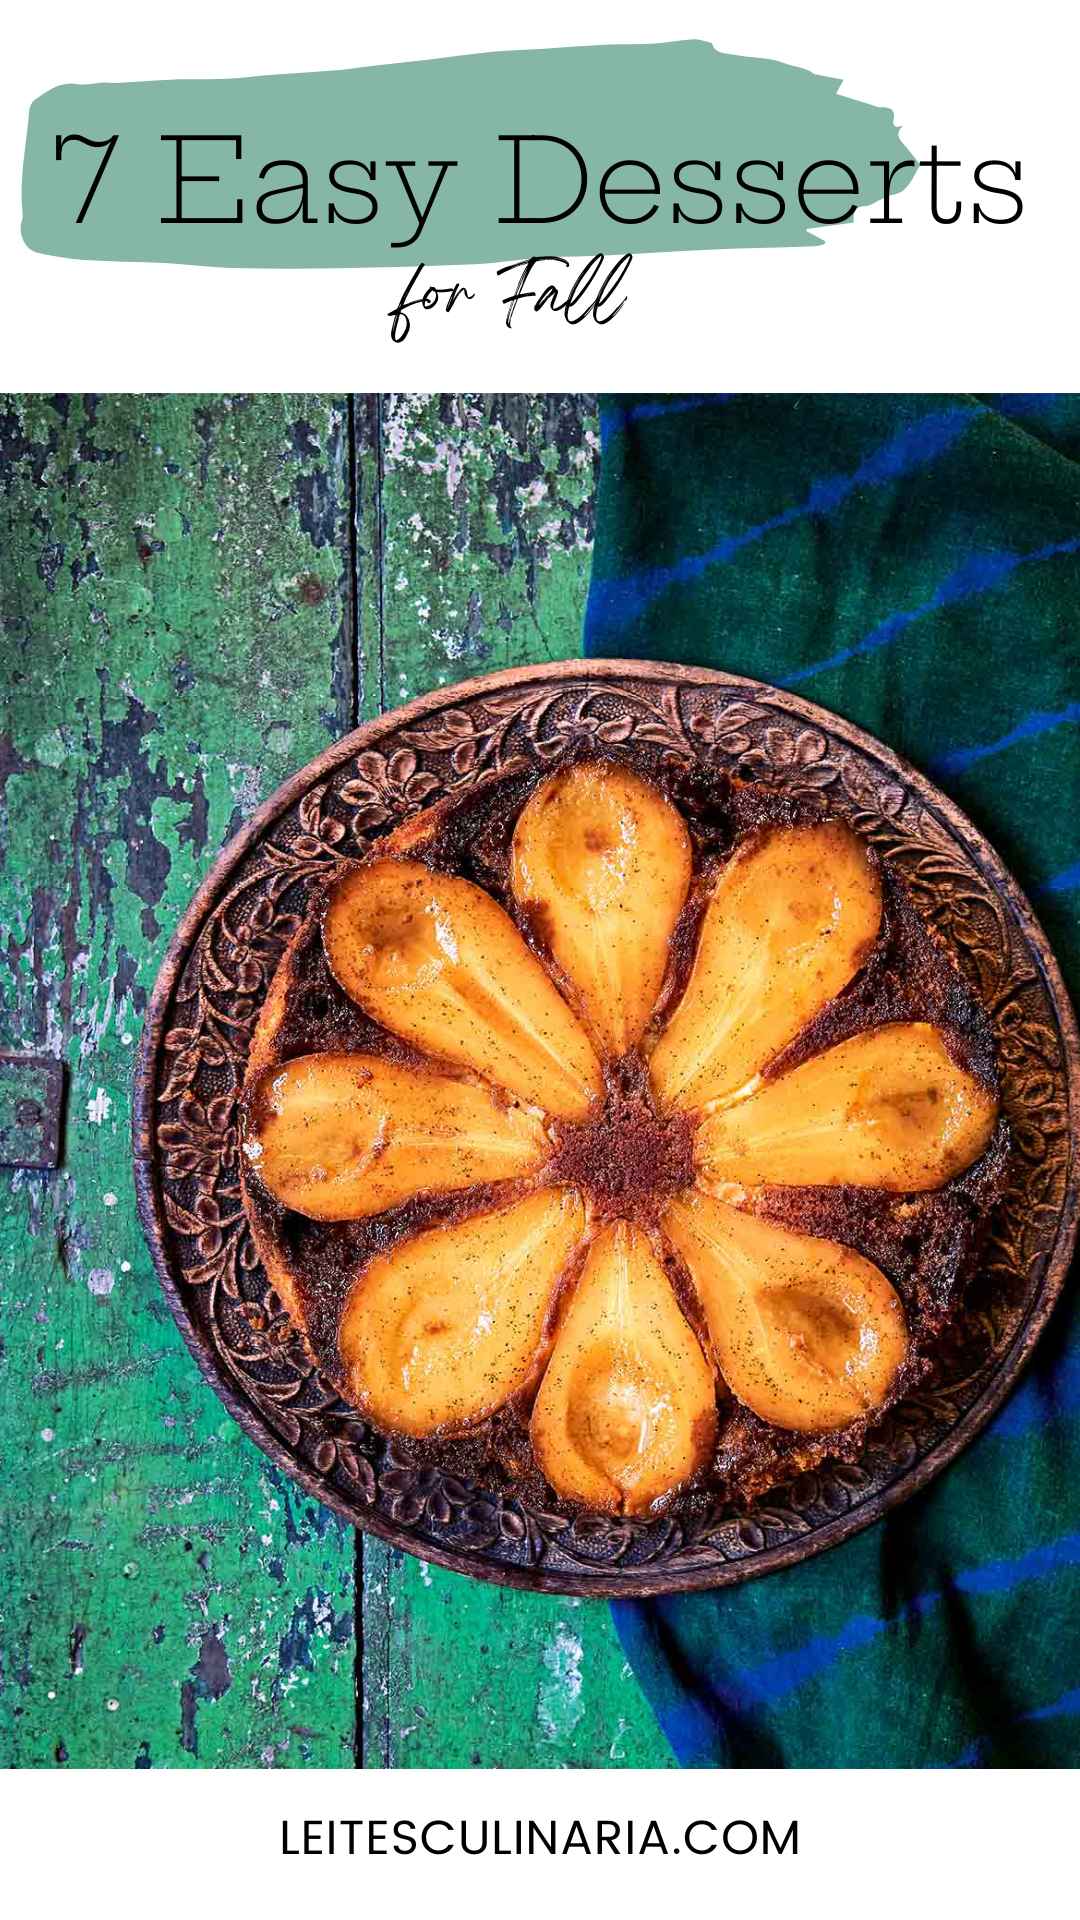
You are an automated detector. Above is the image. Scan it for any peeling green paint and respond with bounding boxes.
[0,394,356,1768]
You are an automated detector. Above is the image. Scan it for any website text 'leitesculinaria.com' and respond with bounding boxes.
[281,1817,798,1858]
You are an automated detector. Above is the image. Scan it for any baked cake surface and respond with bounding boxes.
[239,751,1007,1517]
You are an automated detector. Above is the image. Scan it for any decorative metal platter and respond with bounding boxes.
[133,661,1079,1596]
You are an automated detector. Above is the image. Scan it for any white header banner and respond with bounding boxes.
[1,0,1077,388]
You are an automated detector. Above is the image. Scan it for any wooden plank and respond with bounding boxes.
[0,394,358,1767]
[375,391,601,700]
[355,393,675,1769]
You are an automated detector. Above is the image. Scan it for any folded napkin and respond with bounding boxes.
[585,393,1080,1767]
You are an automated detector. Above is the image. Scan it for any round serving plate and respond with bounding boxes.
[133,660,1080,1597]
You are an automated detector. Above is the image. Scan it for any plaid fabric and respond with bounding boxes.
[584,394,1080,1768]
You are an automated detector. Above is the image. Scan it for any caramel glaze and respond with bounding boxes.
[241,744,1009,1518]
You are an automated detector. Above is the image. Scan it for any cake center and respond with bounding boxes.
[546,1053,695,1219]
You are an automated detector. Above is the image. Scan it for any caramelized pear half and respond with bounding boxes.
[243,1052,548,1221]
[664,1191,907,1431]
[323,859,603,1120]
[511,760,692,1054]
[530,1221,716,1514]
[340,1187,585,1436]
[650,822,882,1110]
[696,1022,997,1192]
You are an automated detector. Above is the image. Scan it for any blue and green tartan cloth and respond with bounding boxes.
[584,394,1080,1768]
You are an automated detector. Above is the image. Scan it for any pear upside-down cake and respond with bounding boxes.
[239,753,1007,1517]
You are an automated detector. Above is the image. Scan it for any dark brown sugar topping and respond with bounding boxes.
[546,1053,695,1222]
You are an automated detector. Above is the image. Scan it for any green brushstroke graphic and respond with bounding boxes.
[23,41,913,267]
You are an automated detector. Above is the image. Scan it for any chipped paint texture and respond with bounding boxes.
[537,1624,585,1743]
[1,392,673,1770]
[0,395,356,1768]
[363,394,599,713]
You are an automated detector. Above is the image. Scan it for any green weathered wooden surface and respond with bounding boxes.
[0,395,358,1769]
[0,392,675,1769]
